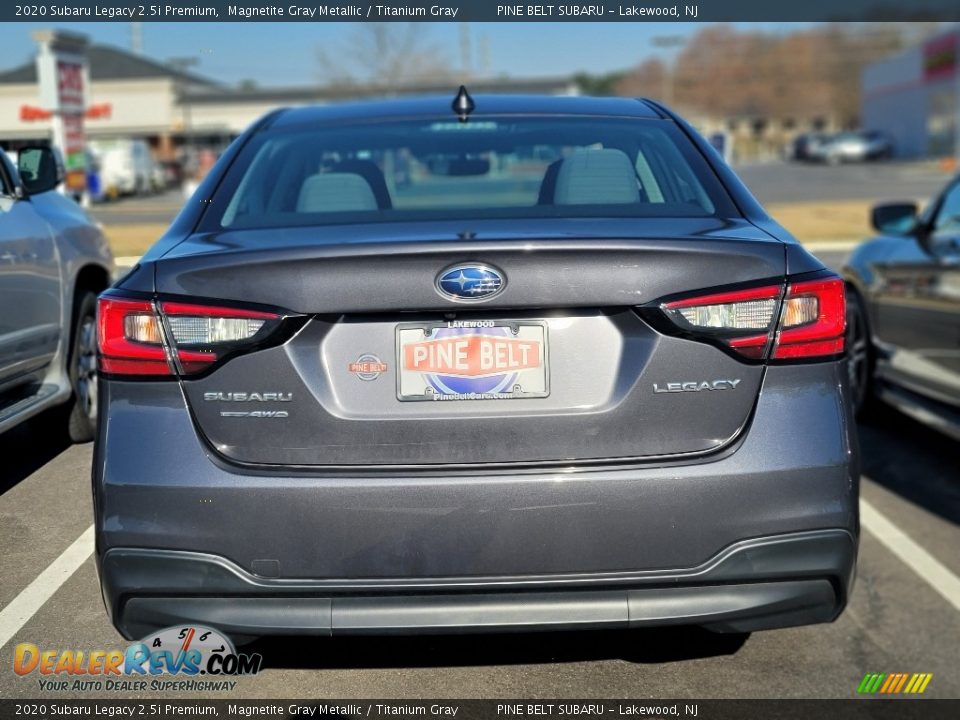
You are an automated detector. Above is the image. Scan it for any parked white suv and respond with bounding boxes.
[89,139,156,200]
[0,146,114,441]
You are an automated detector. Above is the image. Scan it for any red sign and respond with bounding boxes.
[20,105,53,121]
[85,103,111,120]
[404,335,541,377]
[348,359,388,374]
[57,60,84,108]
[924,32,958,82]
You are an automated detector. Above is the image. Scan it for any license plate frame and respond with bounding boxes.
[396,320,550,402]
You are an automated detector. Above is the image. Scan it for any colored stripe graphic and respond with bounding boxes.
[893,674,909,693]
[858,672,933,694]
[857,673,886,693]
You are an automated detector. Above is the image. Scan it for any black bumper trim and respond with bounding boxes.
[101,529,855,638]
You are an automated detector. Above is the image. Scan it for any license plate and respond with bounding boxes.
[396,320,549,401]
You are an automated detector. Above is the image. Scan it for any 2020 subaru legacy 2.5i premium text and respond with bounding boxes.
[94,93,859,641]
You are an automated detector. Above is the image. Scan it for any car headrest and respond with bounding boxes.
[330,160,392,209]
[553,149,640,206]
[537,160,563,205]
[297,173,378,213]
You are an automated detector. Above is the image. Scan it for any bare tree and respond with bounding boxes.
[612,24,912,129]
[316,23,453,88]
[614,58,667,99]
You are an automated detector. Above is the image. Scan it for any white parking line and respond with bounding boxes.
[860,498,960,613]
[802,240,858,253]
[0,525,94,649]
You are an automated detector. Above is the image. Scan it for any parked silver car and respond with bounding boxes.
[822,131,894,164]
[0,146,114,441]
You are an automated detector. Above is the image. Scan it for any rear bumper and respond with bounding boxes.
[101,529,855,639]
[95,361,859,638]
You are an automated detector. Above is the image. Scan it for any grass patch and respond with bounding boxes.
[103,223,169,257]
[766,200,872,243]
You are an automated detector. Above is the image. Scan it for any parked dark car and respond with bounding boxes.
[0,146,113,441]
[844,178,960,439]
[787,132,830,161]
[94,94,858,642]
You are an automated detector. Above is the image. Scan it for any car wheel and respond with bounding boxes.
[846,289,874,418]
[65,291,99,443]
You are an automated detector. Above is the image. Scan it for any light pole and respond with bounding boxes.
[651,34,686,107]
[167,56,199,171]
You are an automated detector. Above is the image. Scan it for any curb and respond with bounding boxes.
[802,241,858,253]
[115,256,141,269]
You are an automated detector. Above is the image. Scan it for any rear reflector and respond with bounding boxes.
[97,295,281,376]
[661,275,845,361]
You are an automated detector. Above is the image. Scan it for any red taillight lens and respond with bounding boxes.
[772,277,846,359]
[660,275,846,361]
[98,297,172,376]
[97,295,281,376]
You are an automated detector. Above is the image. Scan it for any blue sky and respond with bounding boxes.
[1,22,805,86]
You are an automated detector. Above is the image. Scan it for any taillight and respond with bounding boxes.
[97,295,282,377]
[660,275,845,361]
[663,285,781,359]
[98,298,172,376]
[772,278,846,359]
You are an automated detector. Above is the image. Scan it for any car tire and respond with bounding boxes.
[65,291,99,443]
[846,288,876,419]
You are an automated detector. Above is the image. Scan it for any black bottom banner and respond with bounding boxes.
[2,700,959,720]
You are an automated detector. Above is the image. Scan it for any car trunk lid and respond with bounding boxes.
[156,220,785,466]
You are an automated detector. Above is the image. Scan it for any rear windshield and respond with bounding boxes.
[208,116,737,230]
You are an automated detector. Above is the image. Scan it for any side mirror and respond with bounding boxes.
[871,202,918,235]
[17,146,64,196]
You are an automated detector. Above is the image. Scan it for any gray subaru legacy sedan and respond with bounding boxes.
[94,94,859,641]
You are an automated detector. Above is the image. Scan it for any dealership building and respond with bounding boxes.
[0,39,578,162]
[862,28,960,159]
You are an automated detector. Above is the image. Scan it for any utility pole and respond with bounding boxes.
[459,23,472,78]
[651,34,686,107]
[478,32,490,77]
[167,56,199,171]
[130,22,143,55]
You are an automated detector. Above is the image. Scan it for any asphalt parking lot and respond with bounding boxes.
[737,159,951,204]
[1,160,958,700]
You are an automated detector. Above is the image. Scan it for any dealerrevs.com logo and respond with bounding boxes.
[14,625,261,692]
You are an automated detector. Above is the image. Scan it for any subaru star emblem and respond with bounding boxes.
[436,264,505,302]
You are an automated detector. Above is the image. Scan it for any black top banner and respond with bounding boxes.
[4,0,960,22]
